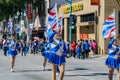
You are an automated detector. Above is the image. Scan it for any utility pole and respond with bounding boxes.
[65,0,72,42]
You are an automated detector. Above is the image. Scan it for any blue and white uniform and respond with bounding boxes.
[47,32,68,65]
[7,39,18,56]
[105,38,120,69]
[42,42,50,58]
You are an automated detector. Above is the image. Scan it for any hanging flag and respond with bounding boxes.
[102,12,116,39]
[47,4,58,31]
[8,18,14,35]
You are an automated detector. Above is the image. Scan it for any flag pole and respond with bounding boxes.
[55,3,58,32]
[113,9,117,38]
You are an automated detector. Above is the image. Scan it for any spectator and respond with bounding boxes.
[66,40,70,57]
[76,44,81,59]
[81,40,85,59]
[84,40,90,59]
[3,37,8,56]
[21,29,27,41]
[21,40,27,56]
[90,40,98,57]
[33,40,37,55]
[70,41,76,58]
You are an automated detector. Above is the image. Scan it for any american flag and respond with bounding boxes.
[102,12,116,39]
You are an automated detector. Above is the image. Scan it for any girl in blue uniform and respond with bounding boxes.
[47,31,68,80]
[105,37,120,80]
[7,34,17,72]
[42,39,49,70]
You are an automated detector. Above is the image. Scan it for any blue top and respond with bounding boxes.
[107,38,119,56]
[44,42,49,53]
[76,47,81,53]
[84,42,90,50]
[49,32,68,55]
[105,38,120,69]
[8,39,17,51]
[16,42,19,49]
[81,43,85,51]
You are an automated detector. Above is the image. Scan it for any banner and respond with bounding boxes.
[91,0,100,5]
[80,34,89,39]
[27,3,32,19]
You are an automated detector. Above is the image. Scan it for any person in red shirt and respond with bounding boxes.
[70,41,76,58]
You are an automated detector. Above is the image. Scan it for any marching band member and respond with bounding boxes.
[105,37,120,80]
[7,34,18,72]
[47,30,68,80]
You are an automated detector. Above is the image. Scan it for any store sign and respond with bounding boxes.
[80,34,89,39]
[27,3,32,19]
[117,0,120,6]
[91,0,99,5]
[63,4,83,14]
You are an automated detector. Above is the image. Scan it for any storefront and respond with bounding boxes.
[32,27,45,40]
[59,0,98,41]
[58,0,120,54]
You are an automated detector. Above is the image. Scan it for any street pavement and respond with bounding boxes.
[0,51,117,80]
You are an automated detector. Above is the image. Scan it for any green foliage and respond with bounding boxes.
[0,0,43,21]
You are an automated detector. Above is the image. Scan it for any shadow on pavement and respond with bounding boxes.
[65,72,108,77]
[14,69,51,73]
[66,68,89,71]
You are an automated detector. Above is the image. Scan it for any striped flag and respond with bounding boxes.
[47,4,58,31]
[44,4,58,38]
[102,12,116,39]
[44,23,52,38]
[8,18,14,35]
[58,17,63,33]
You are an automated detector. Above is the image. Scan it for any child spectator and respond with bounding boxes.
[76,44,81,59]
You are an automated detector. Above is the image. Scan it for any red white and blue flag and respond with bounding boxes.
[44,4,63,38]
[45,4,58,38]
[8,18,14,35]
[47,4,58,31]
[102,13,116,39]
[58,17,63,33]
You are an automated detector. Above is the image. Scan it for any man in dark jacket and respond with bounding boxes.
[21,30,27,41]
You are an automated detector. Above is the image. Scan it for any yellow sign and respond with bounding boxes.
[63,4,83,14]
[117,0,120,6]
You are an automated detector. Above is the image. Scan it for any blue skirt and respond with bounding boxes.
[105,55,120,69]
[47,53,66,66]
[8,50,18,56]
[42,52,49,59]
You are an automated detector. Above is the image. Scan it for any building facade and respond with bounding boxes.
[58,0,120,54]
[49,0,79,7]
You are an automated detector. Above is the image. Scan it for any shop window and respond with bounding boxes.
[81,13,95,22]
[80,26,94,34]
